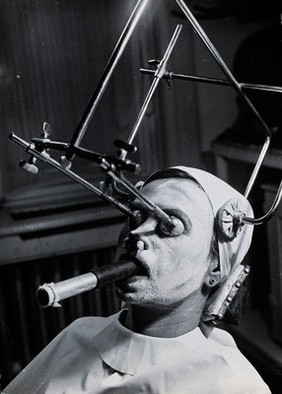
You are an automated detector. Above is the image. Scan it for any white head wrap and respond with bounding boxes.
[143,166,254,323]
[174,167,254,280]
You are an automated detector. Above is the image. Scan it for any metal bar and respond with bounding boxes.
[121,24,183,159]
[103,164,173,226]
[174,0,272,199]
[242,83,282,95]
[68,0,150,153]
[140,68,282,94]
[243,180,282,225]
[53,259,66,331]
[72,258,84,318]
[9,133,134,218]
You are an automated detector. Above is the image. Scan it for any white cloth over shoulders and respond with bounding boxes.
[5,310,270,394]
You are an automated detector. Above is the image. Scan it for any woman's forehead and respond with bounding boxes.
[142,178,211,210]
[143,177,202,194]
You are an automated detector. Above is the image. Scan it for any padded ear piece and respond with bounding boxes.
[216,198,246,240]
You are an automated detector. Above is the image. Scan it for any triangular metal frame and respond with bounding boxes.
[10,0,282,226]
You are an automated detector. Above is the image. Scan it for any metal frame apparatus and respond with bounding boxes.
[9,0,282,306]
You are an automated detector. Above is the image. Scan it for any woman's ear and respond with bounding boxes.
[204,259,221,289]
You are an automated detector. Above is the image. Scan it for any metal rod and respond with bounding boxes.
[140,68,282,95]
[68,0,150,154]
[120,24,183,159]
[102,163,173,226]
[38,272,98,307]
[243,180,282,225]
[174,0,272,199]
[9,133,134,218]
[28,139,140,173]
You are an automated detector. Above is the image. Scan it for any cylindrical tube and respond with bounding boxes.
[37,260,138,308]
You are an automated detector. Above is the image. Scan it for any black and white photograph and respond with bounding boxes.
[0,1,281,393]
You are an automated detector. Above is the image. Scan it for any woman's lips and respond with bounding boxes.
[118,255,149,277]
[118,237,150,281]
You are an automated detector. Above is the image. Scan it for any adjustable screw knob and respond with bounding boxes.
[60,156,72,170]
[235,281,241,289]
[19,157,39,174]
[148,59,160,68]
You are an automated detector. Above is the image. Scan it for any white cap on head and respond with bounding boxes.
[174,166,254,281]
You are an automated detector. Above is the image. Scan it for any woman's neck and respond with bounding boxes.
[123,295,206,338]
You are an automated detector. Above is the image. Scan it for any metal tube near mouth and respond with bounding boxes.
[37,260,138,308]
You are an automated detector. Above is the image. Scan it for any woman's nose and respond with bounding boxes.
[131,217,157,235]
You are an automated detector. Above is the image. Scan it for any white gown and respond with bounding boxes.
[5,310,271,394]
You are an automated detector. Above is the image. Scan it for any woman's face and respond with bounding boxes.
[116,178,215,306]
